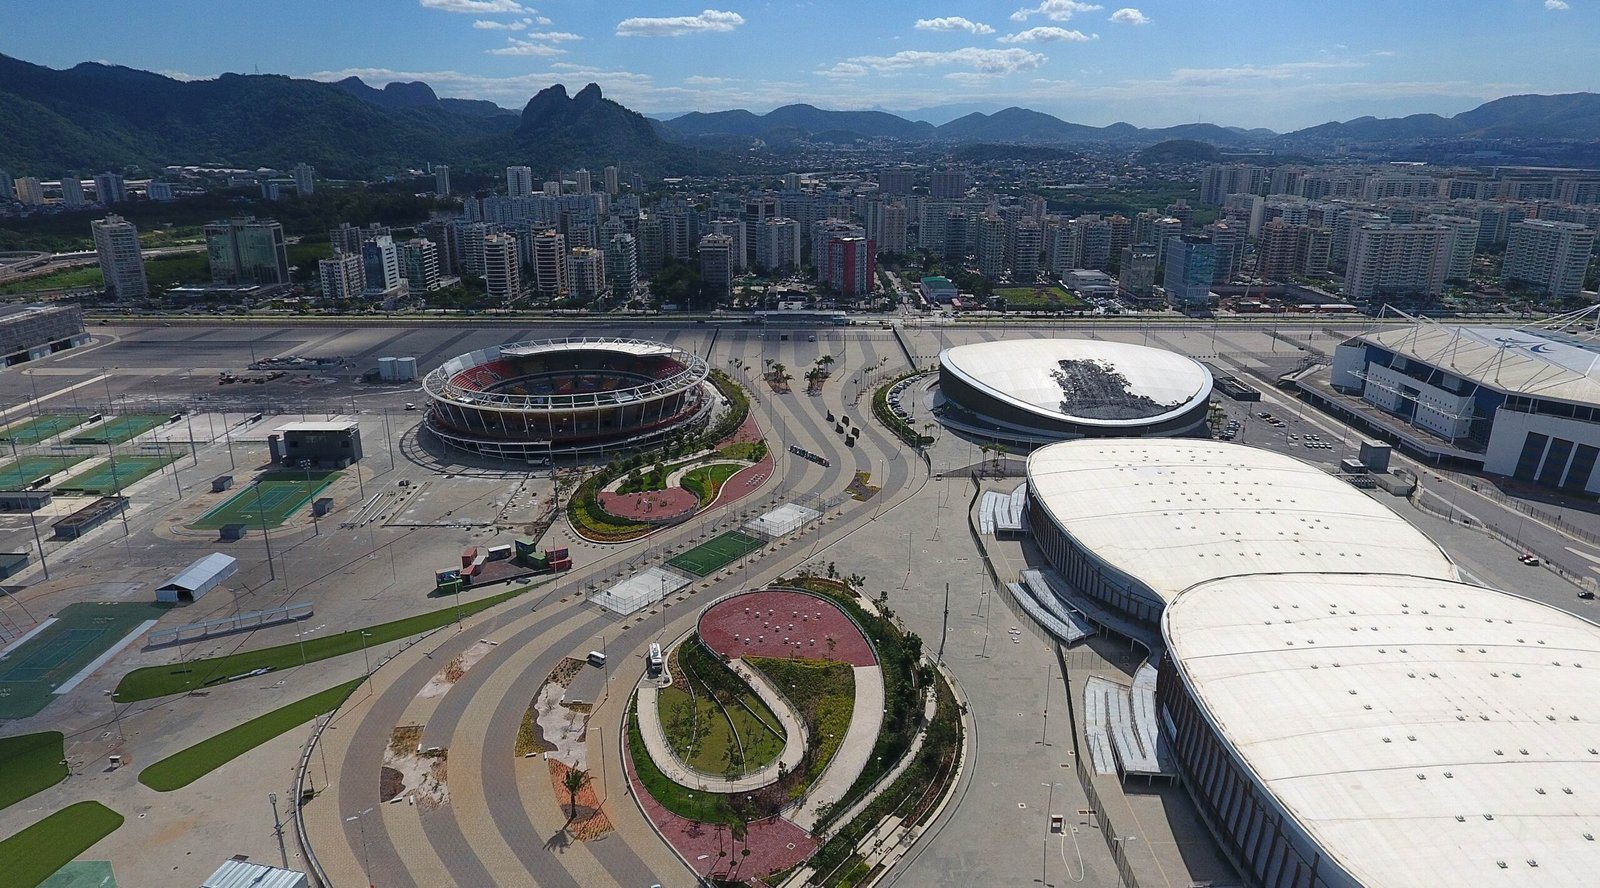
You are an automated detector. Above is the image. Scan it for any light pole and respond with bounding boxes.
[344,806,375,885]
[1041,781,1061,887]
[251,481,276,581]
[359,631,374,695]
[1040,663,1051,746]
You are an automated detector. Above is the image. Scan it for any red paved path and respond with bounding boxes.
[625,735,818,884]
[598,487,698,521]
[699,590,876,666]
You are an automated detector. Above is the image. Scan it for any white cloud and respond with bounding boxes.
[473,18,526,30]
[1165,60,1365,84]
[521,30,582,41]
[615,9,744,37]
[419,0,528,13]
[1545,0,1569,9]
[487,37,566,56]
[1109,8,1150,25]
[999,26,1095,43]
[841,47,1048,76]
[1009,1,1101,22]
[914,16,995,35]
[945,72,1004,85]
[684,75,735,85]
[818,62,869,79]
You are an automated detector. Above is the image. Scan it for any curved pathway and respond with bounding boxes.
[634,655,806,793]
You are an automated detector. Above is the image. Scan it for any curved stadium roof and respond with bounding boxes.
[940,339,1212,428]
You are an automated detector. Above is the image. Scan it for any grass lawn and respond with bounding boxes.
[680,461,745,507]
[0,732,67,812]
[666,531,766,577]
[746,657,855,781]
[657,684,784,776]
[627,705,738,824]
[0,801,123,888]
[993,286,1083,310]
[115,578,551,702]
[139,678,362,791]
[617,464,671,495]
[716,440,767,462]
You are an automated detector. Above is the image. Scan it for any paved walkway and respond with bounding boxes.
[634,655,806,793]
[792,665,885,830]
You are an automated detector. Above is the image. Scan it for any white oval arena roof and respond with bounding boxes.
[1165,573,1600,887]
[941,339,1212,427]
[1025,439,1457,600]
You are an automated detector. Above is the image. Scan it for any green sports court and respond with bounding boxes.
[0,453,91,489]
[666,530,767,577]
[0,414,89,445]
[0,602,166,720]
[70,414,170,446]
[188,471,340,530]
[53,455,179,495]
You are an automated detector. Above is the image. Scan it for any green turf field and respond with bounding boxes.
[0,602,166,720]
[0,454,91,489]
[666,530,766,577]
[38,861,117,888]
[70,415,169,445]
[0,732,67,812]
[188,471,339,530]
[52,455,178,495]
[0,801,123,888]
[0,415,89,445]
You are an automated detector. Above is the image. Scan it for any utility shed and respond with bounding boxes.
[201,859,308,888]
[156,553,237,603]
[278,420,362,467]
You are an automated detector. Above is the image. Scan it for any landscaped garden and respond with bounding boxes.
[658,639,787,778]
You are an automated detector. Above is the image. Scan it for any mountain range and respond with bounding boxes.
[2,52,1599,178]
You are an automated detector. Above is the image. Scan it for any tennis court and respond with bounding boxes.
[0,414,89,445]
[667,530,767,577]
[0,601,164,720]
[70,414,169,445]
[54,455,178,495]
[189,471,340,530]
[0,453,91,489]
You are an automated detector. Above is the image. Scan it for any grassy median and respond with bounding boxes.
[0,732,68,813]
[115,579,550,703]
[0,801,123,888]
[139,678,363,791]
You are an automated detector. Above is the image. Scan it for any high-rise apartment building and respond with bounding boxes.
[930,170,969,200]
[93,172,126,205]
[15,177,44,206]
[1343,223,1451,301]
[543,180,562,198]
[91,215,148,300]
[329,222,364,255]
[1164,235,1217,309]
[878,169,914,196]
[205,217,290,286]
[756,218,801,272]
[1422,214,1481,281]
[603,165,620,195]
[636,216,664,280]
[60,176,85,208]
[878,203,908,256]
[1118,244,1158,302]
[434,164,451,196]
[566,247,605,298]
[1200,164,1268,204]
[1257,220,1303,282]
[976,213,1007,280]
[362,236,404,298]
[604,233,638,294]
[698,233,735,302]
[1203,221,1244,284]
[0,170,13,203]
[318,251,364,301]
[1503,219,1596,300]
[825,236,874,297]
[399,238,441,293]
[483,233,521,303]
[1012,218,1042,283]
[574,169,592,194]
[532,230,568,296]
[507,166,534,198]
[292,163,315,196]
[706,217,748,270]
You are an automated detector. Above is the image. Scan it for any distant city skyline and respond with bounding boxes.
[0,0,1595,130]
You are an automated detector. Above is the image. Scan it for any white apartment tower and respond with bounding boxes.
[1503,219,1596,300]
[506,166,534,198]
[532,229,568,296]
[483,233,521,303]
[1343,223,1452,300]
[91,214,148,300]
[319,252,364,301]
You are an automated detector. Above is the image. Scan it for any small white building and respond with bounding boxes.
[201,859,308,888]
[156,553,237,603]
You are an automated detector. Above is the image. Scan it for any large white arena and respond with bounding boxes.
[935,339,1213,447]
[1024,439,1600,887]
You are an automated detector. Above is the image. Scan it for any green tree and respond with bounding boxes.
[562,768,589,822]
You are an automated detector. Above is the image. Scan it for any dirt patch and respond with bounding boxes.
[764,372,791,394]
[845,471,880,502]
[548,758,613,841]
[516,698,555,757]
[379,766,405,803]
[383,725,449,809]
[599,487,698,522]
[548,657,585,688]
[418,639,495,699]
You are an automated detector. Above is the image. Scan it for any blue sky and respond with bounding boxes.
[0,0,1593,130]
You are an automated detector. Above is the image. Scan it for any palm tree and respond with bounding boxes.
[562,768,589,822]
